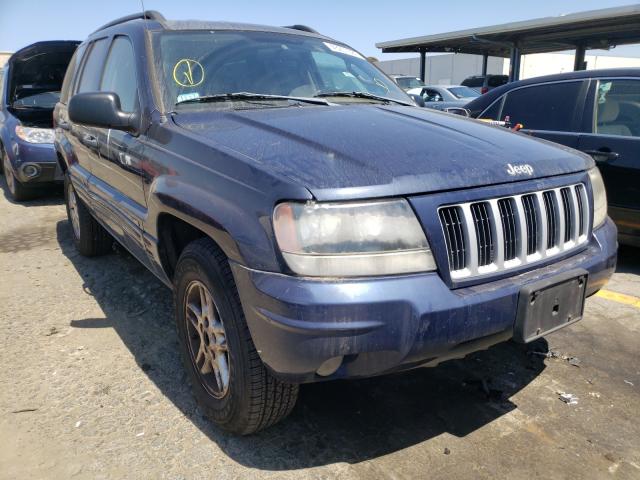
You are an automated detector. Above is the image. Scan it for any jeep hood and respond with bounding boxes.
[173,105,593,201]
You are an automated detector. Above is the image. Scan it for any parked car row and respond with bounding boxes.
[406,84,480,111]
[0,11,622,436]
[465,68,640,247]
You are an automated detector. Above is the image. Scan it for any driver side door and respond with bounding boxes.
[88,35,149,263]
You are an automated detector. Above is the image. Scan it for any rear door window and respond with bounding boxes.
[500,81,584,131]
[463,77,483,88]
[488,76,508,87]
[100,36,138,113]
[594,79,640,138]
[60,44,86,104]
[77,38,109,93]
[425,89,443,102]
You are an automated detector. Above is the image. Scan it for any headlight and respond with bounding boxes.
[273,199,436,276]
[15,125,55,144]
[588,167,607,229]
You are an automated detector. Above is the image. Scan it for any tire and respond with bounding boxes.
[2,148,37,201]
[64,173,112,256]
[174,238,298,435]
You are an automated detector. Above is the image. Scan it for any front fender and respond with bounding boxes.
[145,174,310,274]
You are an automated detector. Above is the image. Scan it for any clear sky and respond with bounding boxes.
[1,0,639,59]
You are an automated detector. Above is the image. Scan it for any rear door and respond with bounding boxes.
[55,43,86,177]
[67,38,110,194]
[490,80,589,148]
[89,35,148,261]
[578,78,640,241]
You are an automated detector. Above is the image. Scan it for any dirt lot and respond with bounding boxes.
[0,179,639,480]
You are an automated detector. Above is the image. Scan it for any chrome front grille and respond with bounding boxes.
[438,184,590,280]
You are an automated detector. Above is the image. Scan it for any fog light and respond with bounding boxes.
[22,164,40,178]
[316,356,343,377]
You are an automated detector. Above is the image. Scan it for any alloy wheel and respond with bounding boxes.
[67,184,81,240]
[184,280,230,398]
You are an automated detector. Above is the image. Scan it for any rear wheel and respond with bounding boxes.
[2,148,37,201]
[174,238,298,435]
[64,173,112,256]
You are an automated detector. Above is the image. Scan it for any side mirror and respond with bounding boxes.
[444,107,471,117]
[408,93,425,107]
[69,92,138,133]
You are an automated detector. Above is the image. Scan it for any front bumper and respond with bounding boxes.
[231,219,617,383]
[7,140,62,184]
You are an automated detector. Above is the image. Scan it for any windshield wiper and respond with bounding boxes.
[176,92,331,106]
[313,91,414,106]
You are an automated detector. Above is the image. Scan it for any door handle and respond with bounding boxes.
[58,119,70,131]
[582,150,619,163]
[82,134,98,148]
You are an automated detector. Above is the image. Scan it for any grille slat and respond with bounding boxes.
[522,194,539,255]
[498,198,518,261]
[575,184,586,236]
[543,191,558,249]
[439,206,466,272]
[471,202,494,267]
[438,183,590,280]
[560,187,573,243]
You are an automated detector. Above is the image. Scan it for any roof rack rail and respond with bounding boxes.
[93,10,166,33]
[283,25,319,34]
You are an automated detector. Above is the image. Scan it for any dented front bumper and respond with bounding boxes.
[231,218,617,383]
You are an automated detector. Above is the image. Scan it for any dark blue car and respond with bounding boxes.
[54,11,617,434]
[0,41,78,200]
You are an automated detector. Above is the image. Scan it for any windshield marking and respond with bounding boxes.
[172,59,205,87]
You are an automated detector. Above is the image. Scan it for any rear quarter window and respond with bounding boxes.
[60,44,86,104]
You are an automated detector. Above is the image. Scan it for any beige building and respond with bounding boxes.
[376,51,640,85]
[0,51,12,67]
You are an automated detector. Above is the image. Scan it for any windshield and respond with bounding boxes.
[447,86,480,99]
[154,31,409,108]
[12,91,60,109]
[396,77,425,90]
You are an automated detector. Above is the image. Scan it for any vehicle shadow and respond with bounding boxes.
[0,173,64,206]
[56,220,547,470]
[615,245,640,275]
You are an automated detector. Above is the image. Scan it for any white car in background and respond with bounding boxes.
[407,84,480,110]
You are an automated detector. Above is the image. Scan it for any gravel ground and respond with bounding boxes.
[1,179,639,480]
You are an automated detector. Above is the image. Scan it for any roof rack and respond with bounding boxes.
[283,25,319,34]
[93,10,166,33]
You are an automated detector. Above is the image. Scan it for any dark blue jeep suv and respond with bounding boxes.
[54,11,617,434]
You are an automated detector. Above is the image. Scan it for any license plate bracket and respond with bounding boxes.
[514,269,588,343]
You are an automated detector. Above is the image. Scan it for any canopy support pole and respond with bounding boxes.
[574,45,587,70]
[419,49,426,81]
[509,46,521,82]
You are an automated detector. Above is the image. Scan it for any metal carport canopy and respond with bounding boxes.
[375,4,640,57]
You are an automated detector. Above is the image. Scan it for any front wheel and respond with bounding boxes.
[174,238,298,435]
[64,173,112,256]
